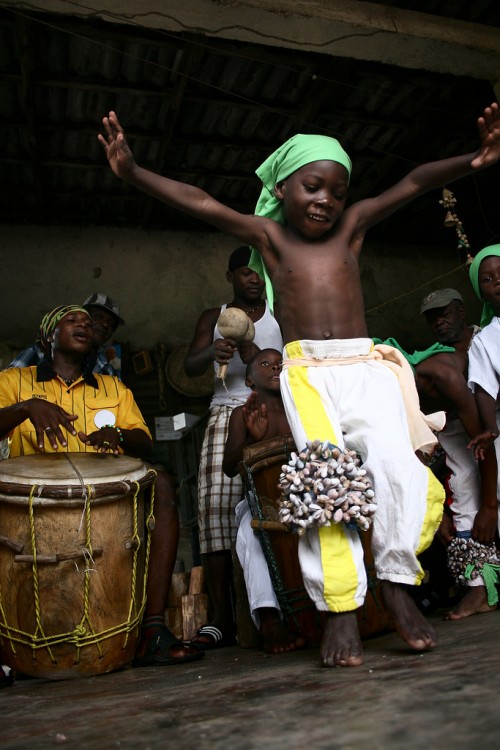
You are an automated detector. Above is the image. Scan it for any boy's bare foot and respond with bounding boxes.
[320,611,363,667]
[445,586,497,620]
[258,608,306,654]
[381,581,437,651]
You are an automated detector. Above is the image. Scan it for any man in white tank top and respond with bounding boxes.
[185,247,282,649]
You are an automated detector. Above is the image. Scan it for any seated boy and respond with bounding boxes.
[223,348,305,654]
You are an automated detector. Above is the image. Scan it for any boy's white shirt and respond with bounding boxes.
[468,317,500,401]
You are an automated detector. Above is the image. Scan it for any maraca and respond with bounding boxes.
[216,307,254,379]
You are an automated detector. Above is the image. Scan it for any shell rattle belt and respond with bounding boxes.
[278,440,376,535]
[447,536,500,606]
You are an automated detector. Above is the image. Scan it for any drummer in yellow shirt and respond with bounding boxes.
[0,305,149,457]
[0,304,203,677]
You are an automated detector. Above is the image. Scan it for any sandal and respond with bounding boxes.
[133,625,204,667]
[189,625,236,650]
[0,665,13,689]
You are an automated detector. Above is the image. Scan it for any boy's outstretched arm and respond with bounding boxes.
[352,102,500,233]
[98,111,268,248]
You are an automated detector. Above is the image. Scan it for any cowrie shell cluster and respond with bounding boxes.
[447,537,500,583]
[278,440,376,536]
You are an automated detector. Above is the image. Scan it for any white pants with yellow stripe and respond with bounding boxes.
[281,339,444,613]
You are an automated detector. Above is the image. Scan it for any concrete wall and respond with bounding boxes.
[2,225,236,355]
[2,223,481,361]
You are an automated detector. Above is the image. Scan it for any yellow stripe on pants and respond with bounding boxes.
[286,361,364,612]
[415,467,445,563]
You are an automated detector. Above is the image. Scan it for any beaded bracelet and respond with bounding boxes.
[103,424,124,444]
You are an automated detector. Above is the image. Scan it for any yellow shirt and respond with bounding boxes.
[0,366,151,457]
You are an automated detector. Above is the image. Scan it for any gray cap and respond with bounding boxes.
[420,288,463,315]
[82,292,125,325]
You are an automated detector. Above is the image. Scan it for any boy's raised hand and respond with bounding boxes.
[472,102,500,169]
[242,391,269,443]
[98,111,137,179]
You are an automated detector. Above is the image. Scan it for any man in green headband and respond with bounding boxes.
[99,101,500,668]
[0,306,203,682]
[9,293,124,378]
[467,245,500,456]
[468,244,500,327]
[455,246,500,614]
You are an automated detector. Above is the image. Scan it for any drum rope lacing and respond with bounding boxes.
[241,461,311,631]
[63,452,91,538]
[0,466,158,660]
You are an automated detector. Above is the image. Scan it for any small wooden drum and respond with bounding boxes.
[0,453,156,679]
[239,435,391,645]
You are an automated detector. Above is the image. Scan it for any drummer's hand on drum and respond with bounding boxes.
[213,337,237,365]
[25,399,78,450]
[242,392,269,442]
[77,426,121,455]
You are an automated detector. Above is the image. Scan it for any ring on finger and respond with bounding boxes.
[44,427,52,432]
[102,441,110,447]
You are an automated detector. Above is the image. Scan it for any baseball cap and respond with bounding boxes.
[419,289,463,315]
[82,293,125,325]
[228,246,252,272]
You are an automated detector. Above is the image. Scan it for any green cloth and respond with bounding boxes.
[468,244,500,327]
[249,134,352,313]
[464,562,500,607]
[38,305,89,353]
[371,338,455,371]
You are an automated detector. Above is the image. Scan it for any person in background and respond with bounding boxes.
[461,247,500,610]
[223,348,306,654]
[9,292,123,377]
[0,305,203,687]
[415,288,499,619]
[184,247,283,649]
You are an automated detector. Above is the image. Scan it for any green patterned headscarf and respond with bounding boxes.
[38,305,89,353]
[249,134,352,312]
[468,244,500,326]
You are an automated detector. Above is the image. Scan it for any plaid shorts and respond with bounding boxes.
[198,405,243,554]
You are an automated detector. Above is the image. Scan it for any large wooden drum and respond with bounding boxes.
[239,435,392,646]
[0,453,156,679]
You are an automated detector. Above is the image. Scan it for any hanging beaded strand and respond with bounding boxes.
[439,187,473,266]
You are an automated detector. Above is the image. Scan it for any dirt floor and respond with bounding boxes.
[2,608,500,750]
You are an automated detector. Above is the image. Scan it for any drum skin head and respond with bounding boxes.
[0,452,147,486]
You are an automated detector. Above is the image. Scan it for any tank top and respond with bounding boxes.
[210,302,283,407]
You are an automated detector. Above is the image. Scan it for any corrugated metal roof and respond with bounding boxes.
[0,4,499,250]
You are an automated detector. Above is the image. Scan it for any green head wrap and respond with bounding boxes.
[38,305,89,354]
[468,244,500,326]
[249,133,352,313]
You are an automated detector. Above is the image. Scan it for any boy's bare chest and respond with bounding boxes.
[273,239,356,285]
